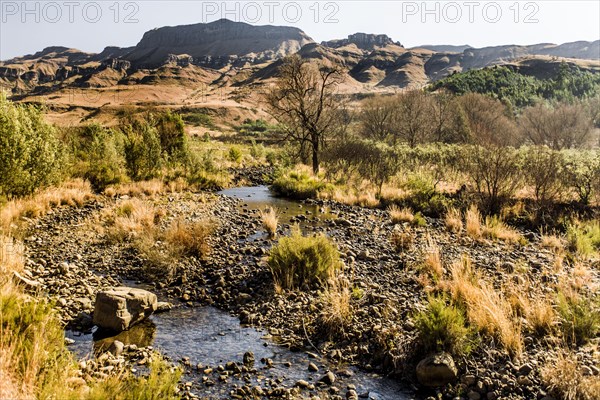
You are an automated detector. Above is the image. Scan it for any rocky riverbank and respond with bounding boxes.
[17,188,600,399]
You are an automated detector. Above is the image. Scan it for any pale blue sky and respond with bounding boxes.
[1,1,599,60]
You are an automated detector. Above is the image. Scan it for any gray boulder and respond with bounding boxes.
[93,287,157,332]
[416,352,458,387]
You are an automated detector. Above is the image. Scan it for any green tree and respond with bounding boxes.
[0,94,62,197]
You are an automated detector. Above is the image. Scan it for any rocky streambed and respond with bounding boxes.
[17,185,600,399]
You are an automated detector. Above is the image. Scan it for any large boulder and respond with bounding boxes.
[416,352,458,387]
[93,287,157,332]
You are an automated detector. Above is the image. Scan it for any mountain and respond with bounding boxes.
[0,19,598,110]
[124,18,313,69]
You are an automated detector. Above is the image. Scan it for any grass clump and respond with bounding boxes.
[259,207,278,239]
[483,215,526,245]
[319,277,353,338]
[391,229,414,252]
[465,205,482,239]
[557,289,600,346]
[414,296,473,356]
[163,218,216,259]
[541,351,600,400]
[445,207,463,233]
[448,256,523,357]
[567,220,600,258]
[271,169,325,200]
[87,355,181,400]
[268,227,342,291]
[389,205,414,224]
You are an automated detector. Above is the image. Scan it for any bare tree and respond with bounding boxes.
[520,102,593,150]
[359,95,398,142]
[265,55,344,174]
[394,89,433,147]
[457,93,518,147]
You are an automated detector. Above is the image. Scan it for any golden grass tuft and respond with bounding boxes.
[1,179,93,235]
[445,207,463,233]
[541,233,564,253]
[542,351,600,400]
[163,218,216,259]
[448,256,523,357]
[104,198,159,242]
[423,245,443,280]
[259,207,278,238]
[465,205,482,239]
[319,276,353,338]
[104,179,166,198]
[391,229,414,252]
[389,205,415,224]
[483,216,525,245]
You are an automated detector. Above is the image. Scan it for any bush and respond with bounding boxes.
[461,145,522,214]
[562,150,600,205]
[414,296,473,356]
[155,111,190,165]
[521,146,565,206]
[567,220,600,257]
[0,94,63,197]
[121,120,162,181]
[267,227,342,290]
[557,290,600,346]
[228,146,243,163]
[271,169,326,200]
[67,124,127,191]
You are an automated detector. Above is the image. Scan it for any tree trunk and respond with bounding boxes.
[312,138,319,175]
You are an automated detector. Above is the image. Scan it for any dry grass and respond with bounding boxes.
[259,207,278,239]
[448,256,523,357]
[319,276,353,338]
[389,205,415,224]
[0,235,85,400]
[483,216,525,244]
[163,218,216,259]
[423,245,443,280]
[541,233,564,253]
[104,179,174,198]
[542,351,600,400]
[445,207,463,233]
[509,288,556,336]
[0,179,93,235]
[322,188,380,208]
[465,205,482,239]
[391,229,414,252]
[104,198,160,242]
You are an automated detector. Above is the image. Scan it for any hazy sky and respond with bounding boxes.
[1,1,599,60]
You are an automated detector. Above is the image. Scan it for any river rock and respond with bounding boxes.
[416,352,458,387]
[93,287,157,332]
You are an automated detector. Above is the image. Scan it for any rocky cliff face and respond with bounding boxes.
[124,18,314,68]
[1,20,598,97]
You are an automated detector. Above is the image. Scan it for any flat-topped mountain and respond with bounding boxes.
[125,18,314,68]
[1,19,598,103]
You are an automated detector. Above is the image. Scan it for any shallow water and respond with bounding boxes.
[218,185,337,228]
[67,306,412,399]
[66,186,414,399]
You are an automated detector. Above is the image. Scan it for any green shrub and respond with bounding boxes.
[182,112,213,128]
[121,121,162,180]
[228,146,243,163]
[268,227,342,290]
[412,212,427,227]
[562,150,600,205]
[0,94,63,197]
[414,296,473,356]
[567,220,600,257]
[557,291,600,346]
[271,169,325,200]
[155,111,190,165]
[68,124,127,191]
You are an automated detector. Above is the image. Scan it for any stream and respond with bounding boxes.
[65,186,414,399]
